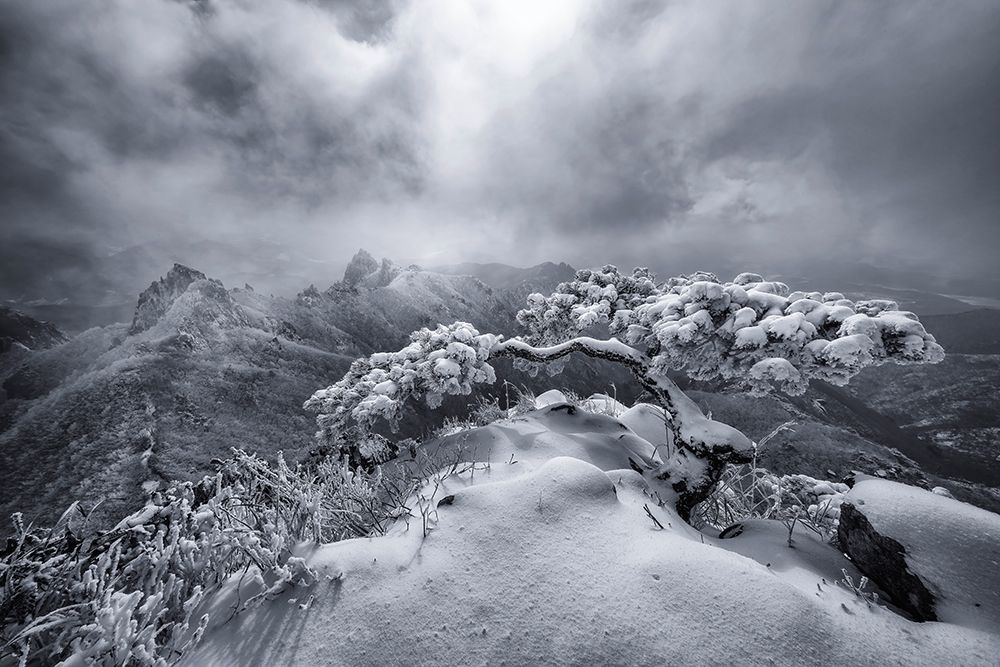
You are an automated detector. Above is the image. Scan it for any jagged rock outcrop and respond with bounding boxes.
[130,264,249,336]
[373,258,400,287]
[131,264,210,334]
[335,250,401,290]
[0,306,68,351]
[837,501,937,620]
[341,249,379,288]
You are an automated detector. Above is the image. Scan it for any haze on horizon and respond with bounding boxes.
[1,0,998,301]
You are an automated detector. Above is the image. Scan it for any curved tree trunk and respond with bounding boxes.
[494,336,752,520]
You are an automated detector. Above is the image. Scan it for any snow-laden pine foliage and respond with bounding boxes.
[516,266,944,395]
[304,322,499,463]
[306,265,944,516]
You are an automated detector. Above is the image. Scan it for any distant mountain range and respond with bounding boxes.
[0,305,67,353]
[1,251,998,533]
[5,238,998,334]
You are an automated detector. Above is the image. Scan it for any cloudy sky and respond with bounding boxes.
[1,0,998,298]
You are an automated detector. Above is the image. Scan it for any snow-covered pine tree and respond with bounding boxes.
[305,266,944,518]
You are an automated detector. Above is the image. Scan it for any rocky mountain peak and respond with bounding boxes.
[338,250,401,290]
[130,264,212,335]
[342,249,379,287]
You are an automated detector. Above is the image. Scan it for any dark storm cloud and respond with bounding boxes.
[1,0,998,301]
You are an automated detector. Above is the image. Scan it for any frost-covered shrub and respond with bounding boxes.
[0,450,390,666]
[506,384,539,417]
[692,464,848,543]
[691,421,849,542]
[467,395,507,427]
[772,473,849,543]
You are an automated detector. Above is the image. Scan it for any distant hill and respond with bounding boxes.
[1,237,345,334]
[0,306,67,352]
[919,309,1000,354]
[433,261,576,294]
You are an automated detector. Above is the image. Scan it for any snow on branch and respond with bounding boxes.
[519,267,944,395]
[495,335,650,369]
[307,266,943,476]
[516,265,658,344]
[304,322,499,441]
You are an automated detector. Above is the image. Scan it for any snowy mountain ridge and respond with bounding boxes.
[1,252,998,533]
[0,254,605,529]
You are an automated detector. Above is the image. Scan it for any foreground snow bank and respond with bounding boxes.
[187,405,999,666]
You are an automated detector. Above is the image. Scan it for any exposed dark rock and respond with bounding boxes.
[296,284,322,307]
[0,306,68,350]
[837,502,937,621]
[373,258,400,287]
[130,264,209,334]
[342,249,379,287]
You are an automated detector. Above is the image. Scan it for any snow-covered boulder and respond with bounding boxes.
[838,479,1000,630]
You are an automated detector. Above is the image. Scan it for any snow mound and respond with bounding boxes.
[619,403,672,449]
[844,479,1000,632]
[578,392,628,416]
[187,410,999,666]
[533,388,568,408]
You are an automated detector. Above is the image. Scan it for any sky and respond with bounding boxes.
[1,0,998,300]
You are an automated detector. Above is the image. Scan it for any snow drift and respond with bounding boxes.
[186,402,999,666]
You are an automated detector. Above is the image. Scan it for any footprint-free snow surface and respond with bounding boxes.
[188,402,1000,666]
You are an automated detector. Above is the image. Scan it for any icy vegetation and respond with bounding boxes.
[307,266,943,517]
[2,261,997,666]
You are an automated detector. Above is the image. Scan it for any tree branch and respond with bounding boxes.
[494,336,651,370]
[494,336,681,426]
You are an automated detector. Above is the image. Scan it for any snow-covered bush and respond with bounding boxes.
[0,450,391,666]
[307,266,943,519]
[692,423,849,544]
[692,466,848,542]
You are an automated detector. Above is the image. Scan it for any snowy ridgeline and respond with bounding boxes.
[184,395,1000,666]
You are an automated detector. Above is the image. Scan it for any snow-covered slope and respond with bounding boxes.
[0,258,625,530]
[186,404,999,666]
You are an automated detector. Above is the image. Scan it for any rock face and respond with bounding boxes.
[837,501,937,620]
[131,264,210,334]
[0,306,68,351]
[337,250,400,290]
[341,249,379,288]
[838,478,1000,631]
